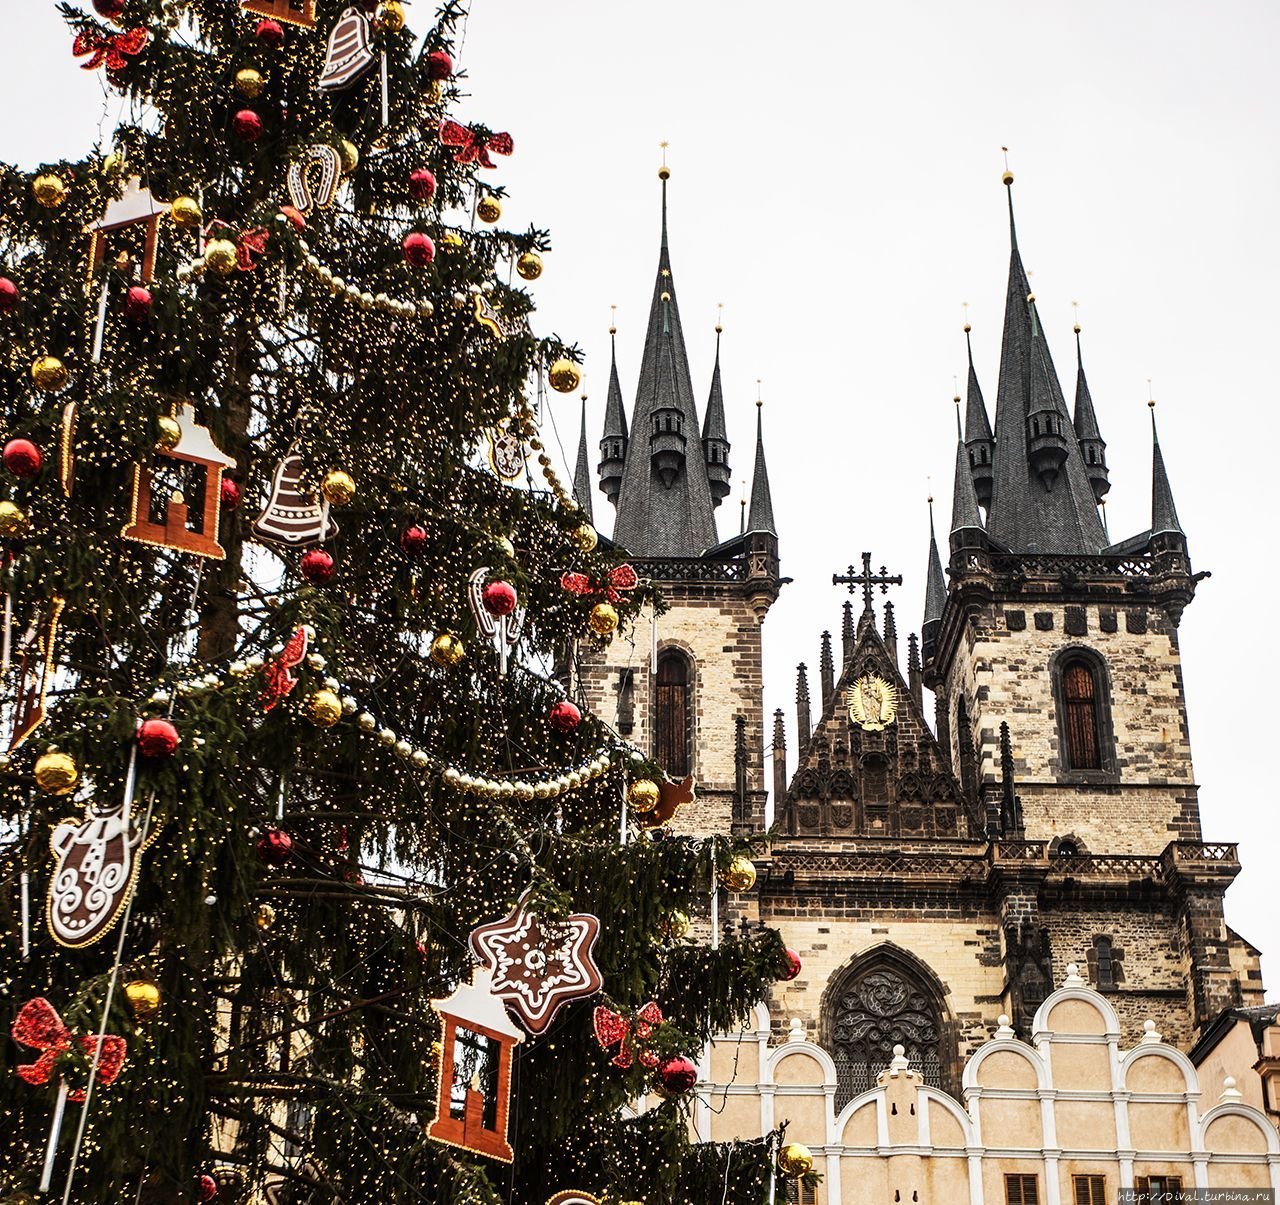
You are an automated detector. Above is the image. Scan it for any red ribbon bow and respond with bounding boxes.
[236,226,271,272]
[438,120,514,168]
[593,1001,663,1069]
[260,627,309,712]
[560,563,639,604]
[12,998,127,1103]
[72,26,148,72]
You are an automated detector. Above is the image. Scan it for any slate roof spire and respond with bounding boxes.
[1149,401,1184,538]
[702,320,731,506]
[573,396,594,524]
[950,434,985,553]
[746,398,777,535]
[921,497,947,664]
[598,320,628,506]
[1072,321,1110,502]
[963,321,995,510]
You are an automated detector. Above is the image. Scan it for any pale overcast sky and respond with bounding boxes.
[5,2,1275,996]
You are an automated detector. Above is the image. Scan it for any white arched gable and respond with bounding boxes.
[1120,1040,1200,1094]
[749,1001,771,1038]
[918,1084,977,1145]
[962,1037,1051,1092]
[766,1039,839,1086]
[1031,983,1121,1041]
[1198,1101,1280,1155]
[833,1083,886,1137]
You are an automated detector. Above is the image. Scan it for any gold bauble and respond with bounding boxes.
[495,535,515,558]
[476,195,502,223]
[548,358,582,394]
[588,601,619,636]
[255,902,277,931]
[660,909,691,940]
[627,778,660,814]
[376,0,406,31]
[778,1142,813,1177]
[0,501,29,538]
[32,174,68,208]
[204,238,239,276]
[422,79,445,107]
[338,139,360,174]
[441,231,464,250]
[430,632,465,667]
[307,689,343,728]
[721,855,757,893]
[124,978,162,1022]
[155,415,182,450]
[31,355,68,392]
[234,67,265,99]
[515,251,543,281]
[102,151,125,176]
[321,469,355,506]
[170,195,203,227]
[34,751,78,795]
[571,522,598,553]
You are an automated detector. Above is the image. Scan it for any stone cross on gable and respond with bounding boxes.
[832,552,902,618]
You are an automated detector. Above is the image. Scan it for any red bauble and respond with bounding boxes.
[0,277,18,312]
[482,580,517,617]
[279,204,306,231]
[124,285,153,323]
[548,700,581,732]
[233,109,263,142]
[255,18,284,46]
[137,717,180,759]
[426,49,453,80]
[402,232,435,267]
[400,524,427,554]
[220,478,241,508]
[197,1174,218,1202]
[778,947,803,982]
[3,439,42,479]
[257,828,293,867]
[93,0,127,17]
[657,1055,698,1094]
[408,168,436,202]
[300,549,335,584]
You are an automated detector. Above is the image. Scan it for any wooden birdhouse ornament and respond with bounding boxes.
[122,403,237,559]
[86,176,170,285]
[240,0,316,28]
[426,967,523,1162]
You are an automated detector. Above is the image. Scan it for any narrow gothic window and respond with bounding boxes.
[1061,657,1102,769]
[654,651,691,776]
[1093,935,1115,989]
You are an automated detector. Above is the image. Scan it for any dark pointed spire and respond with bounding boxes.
[1072,323,1110,502]
[1150,402,1184,538]
[772,708,787,811]
[598,321,628,507]
[999,721,1023,837]
[907,632,923,712]
[746,399,776,535]
[796,663,811,751]
[882,600,899,665]
[950,436,985,552]
[963,322,995,510]
[702,321,731,506]
[841,600,855,664]
[573,396,594,524]
[819,631,834,711]
[922,498,946,664]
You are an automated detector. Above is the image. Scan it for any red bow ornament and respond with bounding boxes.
[260,626,310,712]
[593,1000,663,1069]
[72,26,148,73]
[560,563,639,605]
[12,998,127,1102]
[438,120,514,168]
[236,226,271,272]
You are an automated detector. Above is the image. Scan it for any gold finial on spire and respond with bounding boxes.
[1072,300,1081,334]
[1001,146,1013,186]
[715,302,723,335]
[962,301,971,334]
[756,379,763,409]
[1147,378,1156,410]
[609,304,617,336]
[658,141,670,181]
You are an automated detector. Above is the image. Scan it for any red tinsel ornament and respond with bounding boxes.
[124,285,152,323]
[481,580,517,617]
[220,478,242,509]
[257,828,293,867]
[197,1175,218,1202]
[548,700,581,732]
[72,25,147,73]
[593,1001,663,1069]
[778,947,803,981]
[425,49,453,80]
[400,525,427,554]
[3,439,42,479]
[438,119,513,168]
[560,563,639,604]
[657,1055,698,1094]
[232,109,263,142]
[260,626,309,712]
[408,168,436,202]
[137,717,180,758]
[256,18,285,46]
[11,997,127,1103]
[301,548,334,584]
[402,232,435,267]
[0,277,18,312]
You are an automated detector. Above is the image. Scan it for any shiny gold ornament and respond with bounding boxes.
[588,601,619,636]
[495,535,515,558]
[571,523,598,553]
[102,151,125,176]
[34,751,78,795]
[255,902,277,931]
[721,855,757,892]
[203,238,239,276]
[0,501,29,537]
[848,674,897,732]
[423,78,445,107]
[627,779,660,814]
[234,67,265,98]
[31,355,68,392]
[430,632,465,667]
[321,469,355,506]
[170,195,202,227]
[515,251,543,281]
[548,358,582,394]
[376,0,406,30]
[476,195,502,223]
[338,139,359,174]
[124,978,162,1022]
[155,415,182,450]
[778,1142,813,1177]
[32,174,68,208]
[441,231,464,250]
[660,910,690,940]
[307,689,343,728]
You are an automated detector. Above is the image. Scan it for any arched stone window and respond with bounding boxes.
[1052,649,1115,776]
[824,948,954,1110]
[654,649,692,777]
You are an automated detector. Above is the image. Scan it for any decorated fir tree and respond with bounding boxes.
[0,2,802,1202]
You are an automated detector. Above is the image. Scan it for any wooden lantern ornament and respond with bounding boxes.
[86,177,170,285]
[427,967,523,1162]
[240,0,316,28]
[122,403,237,559]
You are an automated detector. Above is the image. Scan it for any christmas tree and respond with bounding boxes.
[0,2,798,1202]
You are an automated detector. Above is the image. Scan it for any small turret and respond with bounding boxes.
[1073,325,1110,502]
[648,295,687,489]
[950,437,986,554]
[702,325,731,506]
[922,498,946,666]
[1025,304,1071,491]
[1149,400,1186,552]
[597,324,628,506]
[963,323,995,510]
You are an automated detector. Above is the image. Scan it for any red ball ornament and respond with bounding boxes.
[400,524,427,554]
[778,947,803,981]
[0,277,19,312]
[548,700,581,732]
[402,232,435,267]
[257,828,293,867]
[657,1055,698,1094]
[279,204,306,231]
[300,549,335,584]
[426,49,453,80]
[220,478,241,509]
[93,0,127,17]
[255,18,284,46]
[124,285,153,323]
[233,109,264,142]
[482,580,517,617]
[197,1174,218,1202]
[3,439,42,479]
[137,717,180,759]
[408,168,436,202]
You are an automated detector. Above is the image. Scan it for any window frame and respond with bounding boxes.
[1071,1173,1106,1205]
[1050,646,1118,781]
[653,647,693,778]
[1004,1172,1040,1205]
